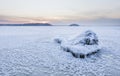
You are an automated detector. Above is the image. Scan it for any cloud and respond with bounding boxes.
[0,15,81,24]
[0,14,120,25]
[0,15,53,24]
[0,19,9,22]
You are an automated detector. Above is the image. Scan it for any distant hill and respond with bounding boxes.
[69,24,80,26]
[0,23,52,26]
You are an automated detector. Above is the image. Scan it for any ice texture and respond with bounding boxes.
[0,26,120,76]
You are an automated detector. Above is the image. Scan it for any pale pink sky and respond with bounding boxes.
[0,0,120,25]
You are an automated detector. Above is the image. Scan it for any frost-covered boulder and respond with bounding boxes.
[71,30,98,45]
[54,30,101,58]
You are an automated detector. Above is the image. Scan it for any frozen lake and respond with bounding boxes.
[0,26,120,76]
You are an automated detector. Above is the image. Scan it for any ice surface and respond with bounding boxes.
[0,26,120,76]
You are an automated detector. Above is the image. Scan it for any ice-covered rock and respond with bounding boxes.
[54,30,101,58]
[71,30,98,45]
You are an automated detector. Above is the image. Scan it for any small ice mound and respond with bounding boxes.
[55,30,101,58]
[54,38,62,44]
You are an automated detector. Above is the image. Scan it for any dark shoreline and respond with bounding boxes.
[0,23,53,26]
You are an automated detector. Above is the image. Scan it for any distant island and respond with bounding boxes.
[0,23,52,26]
[69,24,80,26]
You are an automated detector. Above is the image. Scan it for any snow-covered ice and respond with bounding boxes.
[0,26,120,76]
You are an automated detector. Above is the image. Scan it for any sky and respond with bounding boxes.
[0,0,120,25]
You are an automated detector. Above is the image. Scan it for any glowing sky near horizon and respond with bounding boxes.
[0,0,120,25]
